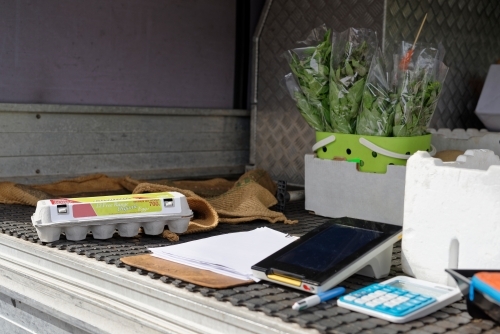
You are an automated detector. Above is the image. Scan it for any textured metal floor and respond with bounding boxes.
[0,202,499,334]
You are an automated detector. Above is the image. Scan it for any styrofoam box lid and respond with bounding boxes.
[475,65,500,131]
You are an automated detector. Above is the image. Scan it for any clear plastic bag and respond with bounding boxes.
[283,73,328,132]
[329,28,378,134]
[283,25,332,132]
[356,48,396,136]
[392,43,448,137]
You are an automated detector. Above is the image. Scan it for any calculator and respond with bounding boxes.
[337,276,462,323]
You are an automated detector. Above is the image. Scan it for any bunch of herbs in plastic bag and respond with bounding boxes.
[283,73,327,132]
[392,42,448,137]
[356,48,397,136]
[283,25,332,132]
[329,28,377,134]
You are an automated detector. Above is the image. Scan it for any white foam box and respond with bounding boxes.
[32,192,193,242]
[304,154,406,225]
[305,129,500,227]
[401,149,500,286]
[475,64,500,131]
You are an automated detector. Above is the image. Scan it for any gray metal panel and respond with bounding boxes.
[253,0,385,185]
[0,104,250,184]
[0,132,246,156]
[253,0,500,185]
[0,290,90,334]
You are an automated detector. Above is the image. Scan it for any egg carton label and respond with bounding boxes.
[47,192,181,223]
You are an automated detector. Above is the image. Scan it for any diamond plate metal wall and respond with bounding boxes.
[385,0,500,130]
[254,0,385,185]
[254,0,500,185]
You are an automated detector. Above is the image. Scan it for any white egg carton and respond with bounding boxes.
[31,192,193,242]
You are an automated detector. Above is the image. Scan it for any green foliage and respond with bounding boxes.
[393,70,441,137]
[329,40,372,134]
[293,90,328,132]
[285,27,445,137]
[356,82,397,136]
[288,29,332,131]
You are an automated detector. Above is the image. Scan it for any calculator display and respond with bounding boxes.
[388,280,450,298]
[275,224,383,271]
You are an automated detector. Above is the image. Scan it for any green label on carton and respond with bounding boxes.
[91,199,162,216]
[67,192,173,203]
[49,193,174,218]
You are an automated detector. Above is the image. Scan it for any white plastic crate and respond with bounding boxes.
[401,149,500,286]
[305,129,500,226]
[304,154,406,225]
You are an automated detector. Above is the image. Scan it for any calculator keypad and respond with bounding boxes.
[340,284,436,317]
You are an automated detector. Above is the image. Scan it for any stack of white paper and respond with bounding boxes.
[149,227,298,281]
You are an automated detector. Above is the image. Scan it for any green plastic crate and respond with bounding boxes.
[314,132,433,173]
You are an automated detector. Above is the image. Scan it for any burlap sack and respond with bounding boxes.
[205,169,295,224]
[0,183,53,206]
[0,169,295,240]
[0,174,125,206]
[119,176,235,197]
[130,182,218,241]
[134,178,235,198]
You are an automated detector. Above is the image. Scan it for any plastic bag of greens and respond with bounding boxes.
[356,48,396,136]
[283,73,328,132]
[329,28,377,134]
[283,25,332,132]
[392,43,448,137]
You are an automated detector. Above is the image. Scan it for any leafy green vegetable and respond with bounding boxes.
[329,32,376,134]
[293,90,328,132]
[393,70,442,137]
[287,29,332,132]
[356,48,396,137]
[356,82,396,136]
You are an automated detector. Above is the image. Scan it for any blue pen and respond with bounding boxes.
[292,287,346,311]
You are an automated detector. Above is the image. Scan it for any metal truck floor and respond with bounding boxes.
[0,201,498,334]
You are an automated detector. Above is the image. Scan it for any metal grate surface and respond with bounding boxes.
[1,202,499,334]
